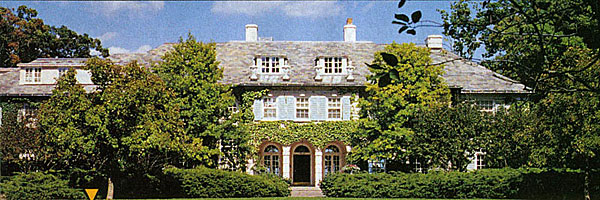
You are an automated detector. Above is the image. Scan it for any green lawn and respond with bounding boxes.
[120,198,506,200]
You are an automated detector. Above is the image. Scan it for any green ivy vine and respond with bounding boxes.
[247,121,361,150]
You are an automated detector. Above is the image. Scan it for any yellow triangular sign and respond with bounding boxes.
[85,189,98,200]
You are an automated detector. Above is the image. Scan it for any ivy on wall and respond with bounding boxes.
[247,121,361,150]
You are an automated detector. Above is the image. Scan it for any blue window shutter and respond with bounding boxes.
[310,96,327,120]
[342,96,351,120]
[253,99,263,121]
[309,96,319,120]
[276,96,287,120]
[287,96,296,120]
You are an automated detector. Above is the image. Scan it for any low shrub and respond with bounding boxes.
[0,172,86,200]
[162,167,290,198]
[320,168,599,199]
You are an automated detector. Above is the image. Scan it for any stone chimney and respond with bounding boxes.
[343,18,356,42]
[245,24,258,42]
[426,35,443,50]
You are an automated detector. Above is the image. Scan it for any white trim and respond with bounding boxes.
[262,97,277,120]
[327,97,342,120]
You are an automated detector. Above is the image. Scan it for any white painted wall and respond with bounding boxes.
[314,148,323,187]
[282,146,291,179]
[19,68,92,85]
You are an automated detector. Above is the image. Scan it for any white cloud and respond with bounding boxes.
[135,45,152,53]
[211,1,342,17]
[281,2,342,17]
[108,45,153,54]
[89,1,165,17]
[97,32,118,42]
[108,46,131,54]
[211,2,280,16]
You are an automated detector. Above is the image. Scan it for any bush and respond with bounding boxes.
[0,172,86,200]
[162,167,290,198]
[320,168,600,199]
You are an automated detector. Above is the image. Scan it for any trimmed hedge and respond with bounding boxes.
[162,167,290,198]
[320,168,600,199]
[0,172,86,200]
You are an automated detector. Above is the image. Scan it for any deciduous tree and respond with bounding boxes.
[352,42,451,166]
[154,34,239,168]
[410,104,486,171]
[37,60,202,198]
[440,0,600,96]
[0,5,108,67]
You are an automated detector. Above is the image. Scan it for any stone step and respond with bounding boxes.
[290,186,325,197]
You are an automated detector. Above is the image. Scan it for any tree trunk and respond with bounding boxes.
[107,177,114,200]
[584,158,590,200]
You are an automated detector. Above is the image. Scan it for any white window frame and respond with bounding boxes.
[18,103,37,128]
[257,56,287,74]
[475,152,485,169]
[327,97,342,120]
[410,159,424,173]
[295,97,309,120]
[25,68,42,83]
[323,57,343,74]
[476,99,506,112]
[263,97,277,119]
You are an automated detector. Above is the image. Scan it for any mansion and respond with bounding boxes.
[0,19,529,187]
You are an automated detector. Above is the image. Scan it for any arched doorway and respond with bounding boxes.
[292,145,312,185]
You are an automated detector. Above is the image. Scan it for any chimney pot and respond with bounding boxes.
[245,24,258,42]
[343,18,356,42]
[426,35,443,50]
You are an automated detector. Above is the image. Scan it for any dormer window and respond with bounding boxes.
[25,68,41,83]
[257,56,288,74]
[314,57,354,81]
[324,57,343,74]
[262,57,279,73]
[250,56,290,81]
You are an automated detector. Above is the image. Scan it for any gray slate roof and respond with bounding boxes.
[0,41,529,96]
[0,67,95,96]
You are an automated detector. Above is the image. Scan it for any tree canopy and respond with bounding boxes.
[352,42,451,165]
[441,0,599,96]
[154,34,240,168]
[0,5,108,67]
[36,59,203,197]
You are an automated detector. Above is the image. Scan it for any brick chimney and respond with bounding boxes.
[426,35,443,50]
[343,18,356,42]
[245,24,258,42]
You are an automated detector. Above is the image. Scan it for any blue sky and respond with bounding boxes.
[1,1,455,55]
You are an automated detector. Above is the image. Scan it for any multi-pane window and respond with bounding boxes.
[25,68,42,83]
[296,97,309,119]
[263,97,277,118]
[476,100,494,111]
[263,145,281,175]
[414,159,423,173]
[476,153,485,169]
[324,145,341,177]
[18,104,37,128]
[58,67,69,77]
[327,98,341,119]
[261,57,281,73]
[324,57,343,74]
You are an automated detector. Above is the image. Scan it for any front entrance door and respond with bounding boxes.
[293,155,311,185]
